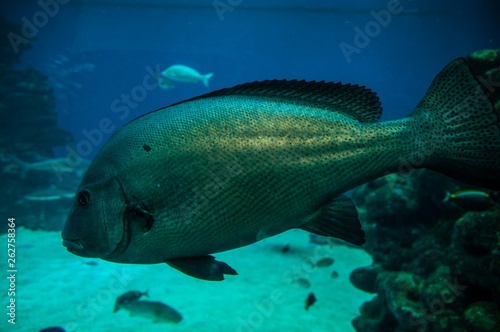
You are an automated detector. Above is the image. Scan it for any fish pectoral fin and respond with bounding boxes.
[300,195,365,246]
[165,255,238,281]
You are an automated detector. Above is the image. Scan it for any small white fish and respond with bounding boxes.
[161,65,213,87]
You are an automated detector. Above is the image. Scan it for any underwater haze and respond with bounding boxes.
[1,1,500,331]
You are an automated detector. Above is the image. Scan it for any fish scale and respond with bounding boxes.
[62,58,500,280]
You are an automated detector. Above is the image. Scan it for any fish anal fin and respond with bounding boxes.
[165,255,238,281]
[300,195,365,246]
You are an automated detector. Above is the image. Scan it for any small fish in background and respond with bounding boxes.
[114,290,182,324]
[314,257,334,268]
[160,64,213,88]
[5,156,90,178]
[39,327,65,332]
[309,234,330,245]
[5,157,73,177]
[331,271,339,279]
[270,243,291,253]
[443,189,496,211]
[83,260,98,266]
[23,186,75,202]
[305,292,317,311]
[294,277,311,288]
[116,300,183,324]
[114,290,149,312]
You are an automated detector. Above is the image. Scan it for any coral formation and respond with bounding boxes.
[350,170,500,332]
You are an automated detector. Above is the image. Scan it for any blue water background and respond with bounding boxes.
[5,0,500,160]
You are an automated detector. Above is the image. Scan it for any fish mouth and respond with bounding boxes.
[62,239,84,253]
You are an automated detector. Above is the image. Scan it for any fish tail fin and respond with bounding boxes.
[408,57,500,190]
[202,73,213,87]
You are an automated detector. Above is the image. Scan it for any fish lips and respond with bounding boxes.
[62,239,84,253]
[62,239,98,257]
[62,236,122,258]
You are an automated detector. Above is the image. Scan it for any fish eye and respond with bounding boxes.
[78,190,91,206]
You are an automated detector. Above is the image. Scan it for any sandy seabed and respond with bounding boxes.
[0,227,373,332]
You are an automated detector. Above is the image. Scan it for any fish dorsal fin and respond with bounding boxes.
[174,79,382,122]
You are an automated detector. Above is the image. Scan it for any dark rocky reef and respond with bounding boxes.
[0,16,74,232]
[350,169,500,332]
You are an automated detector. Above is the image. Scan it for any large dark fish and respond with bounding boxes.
[62,58,500,280]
